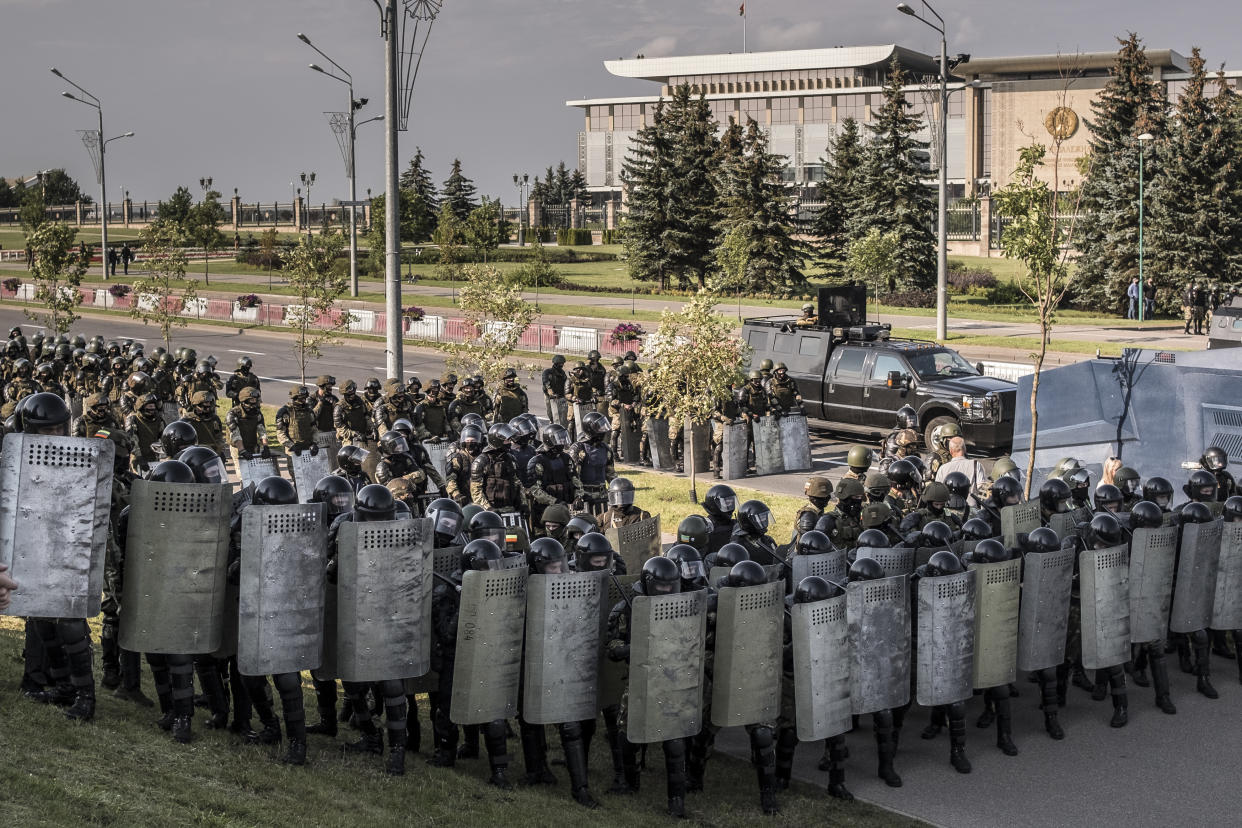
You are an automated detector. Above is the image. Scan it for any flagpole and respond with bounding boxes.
[740,3,747,52]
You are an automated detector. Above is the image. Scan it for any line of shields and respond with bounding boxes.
[718,414,812,480]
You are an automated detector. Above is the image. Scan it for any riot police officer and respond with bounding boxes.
[507,415,539,489]
[444,425,484,505]
[607,365,642,462]
[493,367,528,423]
[1200,446,1237,500]
[702,484,738,554]
[182,390,228,457]
[572,412,615,513]
[767,363,801,412]
[527,424,583,529]
[225,357,260,406]
[598,478,651,530]
[374,378,413,433]
[276,385,319,476]
[542,354,569,425]
[334,380,377,447]
[470,423,527,516]
[710,388,744,479]
[731,500,780,566]
[225,387,268,462]
[125,392,166,475]
[566,361,595,440]
[829,478,866,550]
[447,377,489,431]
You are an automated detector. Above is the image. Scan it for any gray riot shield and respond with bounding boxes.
[721,421,749,481]
[1128,525,1178,643]
[314,430,340,468]
[335,518,433,682]
[548,397,568,428]
[626,590,707,744]
[1170,519,1223,634]
[1048,512,1079,543]
[572,403,587,433]
[523,571,606,725]
[683,420,712,478]
[711,580,783,727]
[1001,500,1042,548]
[790,550,847,590]
[1079,544,1130,670]
[969,558,1020,689]
[238,455,280,487]
[422,441,451,495]
[290,449,332,503]
[450,567,528,725]
[0,434,114,619]
[854,546,915,578]
[916,570,977,707]
[1016,544,1075,672]
[432,545,463,578]
[1212,522,1242,629]
[847,574,911,715]
[779,413,812,472]
[605,515,661,575]
[791,594,852,741]
[752,416,784,476]
[237,502,328,675]
[599,573,639,710]
[119,480,233,654]
[618,409,642,464]
[163,401,181,424]
[646,417,675,471]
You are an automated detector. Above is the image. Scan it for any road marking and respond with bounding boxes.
[229,349,265,356]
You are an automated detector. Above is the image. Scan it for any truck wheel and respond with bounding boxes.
[923,415,957,453]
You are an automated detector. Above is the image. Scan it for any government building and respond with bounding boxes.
[566,44,1239,253]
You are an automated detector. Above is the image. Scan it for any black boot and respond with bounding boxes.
[686,732,709,792]
[562,725,599,809]
[196,658,230,730]
[458,724,481,759]
[172,715,193,744]
[1071,665,1093,691]
[245,679,283,745]
[116,649,153,707]
[306,679,338,736]
[427,709,458,767]
[948,713,972,773]
[922,706,946,739]
[61,626,96,722]
[665,738,688,819]
[975,696,995,729]
[484,720,512,789]
[405,694,421,753]
[100,632,121,690]
[1151,652,1177,714]
[619,741,642,795]
[283,739,308,766]
[994,694,1018,756]
[874,716,902,788]
[605,708,633,793]
[1195,636,1219,698]
[1177,638,1194,674]
[825,736,853,801]
[774,728,797,791]
[1091,670,1108,702]
[386,731,406,776]
[1110,693,1128,728]
[344,722,383,755]
[751,728,779,816]
[520,721,556,785]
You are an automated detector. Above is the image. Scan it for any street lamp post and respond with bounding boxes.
[51,67,132,280]
[513,173,529,246]
[897,2,949,342]
[299,172,316,242]
[1137,132,1154,322]
[199,176,213,284]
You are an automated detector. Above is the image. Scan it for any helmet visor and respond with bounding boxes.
[679,560,706,583]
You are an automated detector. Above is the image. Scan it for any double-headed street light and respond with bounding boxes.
[52,67,132,279]
[513,173,529,246]
[299,171,317,242]
[1137,132,1154,322]
[897,2,949,342]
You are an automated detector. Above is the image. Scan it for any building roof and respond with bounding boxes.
[957,49,1189,77]
[604,44,940,81]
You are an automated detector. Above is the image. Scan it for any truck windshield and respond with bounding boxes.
[906,349,979,380]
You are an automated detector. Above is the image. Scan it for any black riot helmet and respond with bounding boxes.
[704,542,750,572]
[895,405,918,430]
[856,529,890,549]
[961,518,994,542]
[486,422,513,450]
[459,425,485,456]
[574,532,615,572]
[147,459,196,484]
[1064,466,1092,497]
[469,510,506,547]
[607,477,636,508]
[919,520,954,549]
[355,484,397,522]
[1142,477,1174,510]
[737,500,772,535]
[795,575,843,603]
[311,475,355,519]
[887,458,919,490]
[160,420,199,458]
[337,444,366,475]
[540,423,572,451]
[177,446,227,485]
[509,416,536,444]
[795,529,834,556]
[460,412,486,431]
[461,538,504,572]
[393,500,413,519]
[379,430,410,457]
[1180,501,1213,525]
[907,455,928,481]
[722,560,767,589]
[848,557,885,582]
[16,391,71,435]
[1023,527,1061,555]
[582,411,611,441]
[529,537,568,575]
[943,472,971,509]
[1184,469,1218,503]
[1088,513,1125,547]
[1223,496,1242,523]
[665,544,707,589]
[1094,484,1123,513]
[253,476,298,506]
[676,514,710,554]
[565,515,598,547]
[1202,446,1229,471]
[1115,466,1142,497]
[1039,478,1073,514]
[426,498,465,546]
[991,476,1023,508]
[641,556,681,596]
[971,538,1012,563]
[1128,500,1164,529]
[703,485,737,521]
[391,418,416,440]
[924,550,965,577]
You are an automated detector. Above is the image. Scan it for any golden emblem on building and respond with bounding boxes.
[1044,106,1078,140]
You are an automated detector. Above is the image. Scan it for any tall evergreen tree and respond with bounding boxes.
[568,168,589,203]
[1071,33,1168,312]
[0,178,16,209]
[811,118,865,280]
[1209,70,1242,285]
[399,147,438,242]
[850,59,936,291]
[440,159,478,222]
[621,100,674,287]
[715,119,807,295]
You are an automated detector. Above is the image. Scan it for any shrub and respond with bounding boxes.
[2,278,20,292]
[235,293,261,309]
[236,249,285,270]
[556,228,594,246]
[108,283,131,299]
[946,262,998,292]
[879,290,935,308]
[985,282,1027,305]
[403,305,425,321]
[609,322,646,343]
[601,228,623,245]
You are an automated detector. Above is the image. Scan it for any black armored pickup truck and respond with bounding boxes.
[742,285,1017,451]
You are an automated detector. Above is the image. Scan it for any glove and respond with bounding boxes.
[573,498,584,512]
[239,450,253,461]
[310,443,319,457]
[226,559,241,585]
[325,559,338,585]
[291,447,302,457]
[608,644,630,663]
[260,446,272,459]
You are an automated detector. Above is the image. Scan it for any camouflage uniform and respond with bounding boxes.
[492,382,528,424]
[444,446,477,506]
[183,390,229,456]
[333,391,376,447]
[226,387,267,457]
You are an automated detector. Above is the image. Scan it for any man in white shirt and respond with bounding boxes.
[935,436,987,488]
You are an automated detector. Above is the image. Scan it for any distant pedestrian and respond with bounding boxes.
[107,246,119,278]
[1126,277,1139,320]
[1144,287,1156,321]
[121,244,133,275]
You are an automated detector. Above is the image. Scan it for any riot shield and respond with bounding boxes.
[523,571,606,725]
[683,420,711,478]
[572,403,587,434]
[599,574,639,710]
[779,413,812,473]
[847,574,911,715]
[237,502,328,675]
[626,590,707,744]
[854,546,915,578]
[119,480,233,654]
[163,401,180,424]
[1170,519,1223,634]
[720,421,749,481]
[1047,512,1079,543]
[238,455,280,488]
[0,434,114,619]
[290,449,332,503]
[432,545,463,578]
[1016,544,1074,673]
[1079,544,1130,670]
[336,518,433,682]
[618,409,642,464]
[969,558,1020,689]
[605,515,661,575]
[450,567,528,725]
[646,417,675,471]
[790,550,847,590]
[422,441,451,495]
[711,580,783,727]
[752,416,784,476]
[1212,522,1242,630]
[1001,500,1042,548]
[791,594,852,742]
[548,397,568,428]
[916,570,977,707]
[314,430,340,468]
[1128,525,1178,644]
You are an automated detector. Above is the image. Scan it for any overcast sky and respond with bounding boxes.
[3,0,1239,207]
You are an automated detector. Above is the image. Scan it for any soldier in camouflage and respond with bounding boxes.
[767,363,802,412]
[183,390,229,457]
[373,378,414,434]
[447,378,489,431]
[414,381,454,443]
[444,425,484,505]
[226,387,268,460]
[828,478,866,550]
[711,390,744,479]
[224,357,260,406]
[541,355,568,424]
[492,368,528,423]
[790,476,832,548]
[124,393,166,475]
[333,380,377,447]
[566,362,595,440]
[275,385,320,477]
[606,365,642,462]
